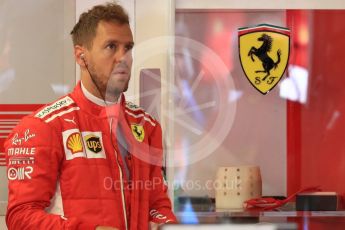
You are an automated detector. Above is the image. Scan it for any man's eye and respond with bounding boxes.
[106,44,116,50]
[125,45,133,52]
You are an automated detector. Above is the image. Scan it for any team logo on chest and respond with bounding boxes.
[238,24,290,94]
[85,134,102,153]
[131,124,145,142]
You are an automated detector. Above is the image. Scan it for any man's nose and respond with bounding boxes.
[115,48,131,63]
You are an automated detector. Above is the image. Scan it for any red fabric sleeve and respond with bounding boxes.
[148,123,177,224]
[5,117,97,230]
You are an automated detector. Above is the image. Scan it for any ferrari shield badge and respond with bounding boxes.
[131,124,145,142]
[238,24,290,94]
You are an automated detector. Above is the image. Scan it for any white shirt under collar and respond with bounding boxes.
[81,81,121,106]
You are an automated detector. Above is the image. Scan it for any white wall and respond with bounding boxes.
[0,216,6,230]
[0,1,75,223]
[176,0,345,9]
[133,0,175,200]
[0,0,75,103]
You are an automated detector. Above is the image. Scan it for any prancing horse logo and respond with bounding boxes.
[239,24,290,94]
[248,33,281,81]
[130,124,145,142]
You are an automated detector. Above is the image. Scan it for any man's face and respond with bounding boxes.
[86,21,134,99]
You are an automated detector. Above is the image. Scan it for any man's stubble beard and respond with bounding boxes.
[88,66,129,102]
[105,76,130,101]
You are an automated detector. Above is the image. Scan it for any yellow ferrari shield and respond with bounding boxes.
[131,124,145,142]
[239,24,290,94]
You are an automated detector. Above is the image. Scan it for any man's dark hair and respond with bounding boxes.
[70,2,129,48]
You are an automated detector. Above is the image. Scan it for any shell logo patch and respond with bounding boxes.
[85,134,102,153]
[238,24,290,94]
[63,129,86,160]
[131,124,145,142]
[66,132,83,154]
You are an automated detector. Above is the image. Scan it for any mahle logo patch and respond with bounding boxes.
[85,134,102,153]
[238,24,290,94]
[131,124,145,142]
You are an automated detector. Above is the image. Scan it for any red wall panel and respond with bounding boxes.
[287,11,345,208]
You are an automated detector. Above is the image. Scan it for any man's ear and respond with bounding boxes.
[74,45,86,67]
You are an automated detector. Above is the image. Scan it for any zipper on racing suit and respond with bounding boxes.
[110,118,128,230]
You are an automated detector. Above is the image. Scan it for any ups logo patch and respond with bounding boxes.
[85,134,102,153]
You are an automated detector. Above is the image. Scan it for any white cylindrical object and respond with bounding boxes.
[215,166,262,210]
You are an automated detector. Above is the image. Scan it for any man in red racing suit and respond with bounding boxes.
[5,82,177,229]
[5,2,176,230]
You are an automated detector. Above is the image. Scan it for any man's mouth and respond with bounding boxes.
[112,69,130,79]
[112,63,130,78]
[114,69,128,75]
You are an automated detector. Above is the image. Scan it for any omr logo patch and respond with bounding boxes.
[85,134,102,153]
